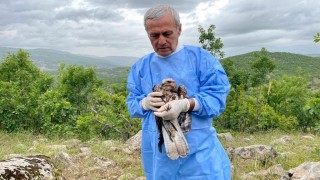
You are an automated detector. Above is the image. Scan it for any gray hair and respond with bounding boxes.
[144,4,181,31]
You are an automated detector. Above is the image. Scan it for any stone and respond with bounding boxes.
[264,164,286,178]
[53,151,74,167]
[272,136,293,145]
[123,147,133,155]
[217,132,235,143]
[117,173,135,180]
[103,140,118,147]
[93,157,116,168]
[125,130,142,152]
[234,145,277,160]
[281,161,320,179]
[0,155,60,179]
[80,147,91,154]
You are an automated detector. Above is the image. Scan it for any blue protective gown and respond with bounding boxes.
[126,45,231,180]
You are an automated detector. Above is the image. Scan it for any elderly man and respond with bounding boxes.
[126,4,231,180]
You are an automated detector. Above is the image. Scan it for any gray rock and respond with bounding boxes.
[272,136,293,145]
[234,145,277,160]
[264,164,286,178]
[93,157,116,168]
[281,161,320,179]
[103,140,118,147]
[53,151,74,167]
[117,173,135,180]
[125,130,142,152]
[0,155,60,179]
[217,132,235,143]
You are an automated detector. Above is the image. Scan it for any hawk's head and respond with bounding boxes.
[161,78,177,92]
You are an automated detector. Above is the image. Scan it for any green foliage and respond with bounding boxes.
[314,32,320,43]
[0,50,141,140]
[75,88,140,140]
[37,89,76,136]
[221,58,250,90]
[215,48,307,133]
[304,97,320,131]
[0,50,53,132]
[250,48,276,87]
[1,47,319,140]
[198,24,224,58]
[263,75,310,129]
[0,81,21,131]
[56,64,103,114]
[215,85,298,132]
[224,51,320,80]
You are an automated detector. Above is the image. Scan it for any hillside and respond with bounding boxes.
[0,47,138,72]
[1,47,319,83]
[224,51,320,79]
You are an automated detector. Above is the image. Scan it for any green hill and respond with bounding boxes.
[0,47,138,72]
[1,47,319,83]
[224,51,320,79]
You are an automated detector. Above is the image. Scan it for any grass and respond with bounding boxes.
[225,130,320,179]
[0,130,319,179]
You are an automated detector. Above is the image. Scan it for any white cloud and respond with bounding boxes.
[0,0,319,57]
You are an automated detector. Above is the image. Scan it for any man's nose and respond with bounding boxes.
[158,35,166,45]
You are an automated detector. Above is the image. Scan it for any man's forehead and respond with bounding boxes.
[148,29,173,34]
[146,12,176,28]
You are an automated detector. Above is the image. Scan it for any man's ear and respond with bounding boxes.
[178,24,182,35]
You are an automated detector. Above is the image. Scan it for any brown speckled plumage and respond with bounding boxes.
[153,78,191,159]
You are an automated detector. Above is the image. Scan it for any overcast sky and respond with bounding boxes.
[1,0,319,58]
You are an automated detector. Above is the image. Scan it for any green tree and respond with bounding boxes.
[303,97,320,131]
[263,75,310,130]
[221,58,250,91]
[56,64,103,115]
[314,32,320,43]
[75,88,140,140]
[198,25,224,58]
[250,48,276,87]
[215,85,298,132]
[0,50,53,132]
[37,89,75,136]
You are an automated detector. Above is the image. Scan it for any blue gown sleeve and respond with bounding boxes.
[192,50,231,119]
[126,63,147,118]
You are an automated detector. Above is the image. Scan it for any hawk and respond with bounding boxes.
[153,78,192,160]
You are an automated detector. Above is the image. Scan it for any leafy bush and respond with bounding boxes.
[0,50,53,132]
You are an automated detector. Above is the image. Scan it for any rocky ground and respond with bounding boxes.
[1,130,319,179]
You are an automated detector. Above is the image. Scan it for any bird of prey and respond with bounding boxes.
[153,78,192,160]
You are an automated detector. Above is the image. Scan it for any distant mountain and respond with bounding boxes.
[2,47,319,82]
[0,47,138,72]
[224,51,320,79]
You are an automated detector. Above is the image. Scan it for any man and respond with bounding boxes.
[126,4,231,180]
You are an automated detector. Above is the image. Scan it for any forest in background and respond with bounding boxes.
[0,48,319,141]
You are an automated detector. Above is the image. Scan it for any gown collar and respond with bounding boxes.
[155,44,183,58]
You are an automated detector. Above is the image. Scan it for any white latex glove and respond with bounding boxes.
[141,92,165,111]
[154,99,190,120]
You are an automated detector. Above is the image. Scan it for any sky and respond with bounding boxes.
[1,0,319,58]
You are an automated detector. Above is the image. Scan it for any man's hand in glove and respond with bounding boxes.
[154,99,190,120]
[141,92,166,111]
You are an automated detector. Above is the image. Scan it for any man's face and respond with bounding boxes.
[145,11,182,57]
